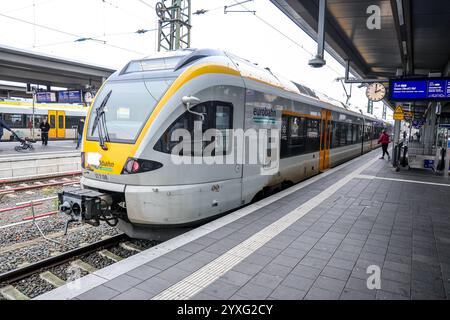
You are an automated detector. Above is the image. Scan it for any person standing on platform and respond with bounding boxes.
[39,117,50,146]
[378,129,390,160]
[76,118,85,149]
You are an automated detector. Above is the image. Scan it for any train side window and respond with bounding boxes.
[331,121,339,148]
[285,116,306,157]
[49,115,55,128]
[58,115,64,129]
[305,118,320,152]
[154,101,233,156]
[2,114,25,128]
[339,123,347,146]
[346,123,353,145]
[66,116,81,129]
[280,115,289,158]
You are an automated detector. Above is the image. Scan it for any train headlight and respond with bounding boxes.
[122,158,163,174]
[127,159,140,173]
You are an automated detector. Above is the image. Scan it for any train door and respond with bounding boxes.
[57,111,66,138]
[48,110,56,138]
[48,111,66,138]
[319,109,332,171]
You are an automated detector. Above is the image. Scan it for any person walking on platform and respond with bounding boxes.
[39,117,50,146]
[76,118,85,149]
[0,114,13,142]
[378,129,390,160]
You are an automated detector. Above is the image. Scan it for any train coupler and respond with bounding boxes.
[58,186,118,231]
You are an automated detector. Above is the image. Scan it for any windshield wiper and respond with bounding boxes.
[91,90,112,150]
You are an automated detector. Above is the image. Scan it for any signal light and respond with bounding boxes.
[122,158,163,174]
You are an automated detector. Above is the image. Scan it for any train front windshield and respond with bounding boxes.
[87,79,173,143]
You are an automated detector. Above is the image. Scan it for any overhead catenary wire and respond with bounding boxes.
[102,0,152,24]
[27,29,157,50]
[0,11,145,55]
[136,0,156,10]
[230,0,342,77]
[0,0,57,15]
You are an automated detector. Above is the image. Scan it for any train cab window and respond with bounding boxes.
[87,79,173,143]
[154,101,233,156]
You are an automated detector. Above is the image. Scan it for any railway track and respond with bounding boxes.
[0,234,157,300]
[0,175,82,229]
[0,173,81,194]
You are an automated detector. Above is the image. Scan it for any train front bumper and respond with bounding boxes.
[80,176,241,226]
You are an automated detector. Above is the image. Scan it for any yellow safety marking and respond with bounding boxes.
[0,100,87,111]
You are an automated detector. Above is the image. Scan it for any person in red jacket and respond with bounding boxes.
[378,130,390,160]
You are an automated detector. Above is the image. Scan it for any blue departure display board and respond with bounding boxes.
[57,90,82,103]
[36,91,57,103]
[57,91,69,103]
[390,78,450,101]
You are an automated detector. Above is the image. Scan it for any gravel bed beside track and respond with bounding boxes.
[0,224,120,273]
[0,183,79,226]
[130,239,160,250]
[80,252,115,270]
[109,246,135,259]
[51,263,89,282]
[13,274,54,299]
[0,235,158,300]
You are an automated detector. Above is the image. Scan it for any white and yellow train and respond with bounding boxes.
[59,49,389,239]
[0,100,87,141]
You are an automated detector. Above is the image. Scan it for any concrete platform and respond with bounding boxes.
[0,140,80,159]
[0,140,80,180]
[36,149,450,300]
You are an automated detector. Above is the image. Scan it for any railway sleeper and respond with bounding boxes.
[99,249,123,262]
[70,260,97,273]
[120,242,142,252]
[39,271,66,287]
[0,285,30,300]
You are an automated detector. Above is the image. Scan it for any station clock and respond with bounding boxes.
[366,82,386,102]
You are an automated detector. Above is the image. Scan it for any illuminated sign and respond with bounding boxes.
[390,78,450,101]
[57,90,82,103]
[35,90,84,103]
[36,91,57,103]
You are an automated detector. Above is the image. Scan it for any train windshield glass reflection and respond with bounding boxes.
[86,79,173,143]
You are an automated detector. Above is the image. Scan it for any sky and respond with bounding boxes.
[0,0,392,119]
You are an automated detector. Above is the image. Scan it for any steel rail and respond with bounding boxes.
[0,233,128,284]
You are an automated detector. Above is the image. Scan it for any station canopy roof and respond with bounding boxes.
[271,0,450,114]
[0,44,115,92]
